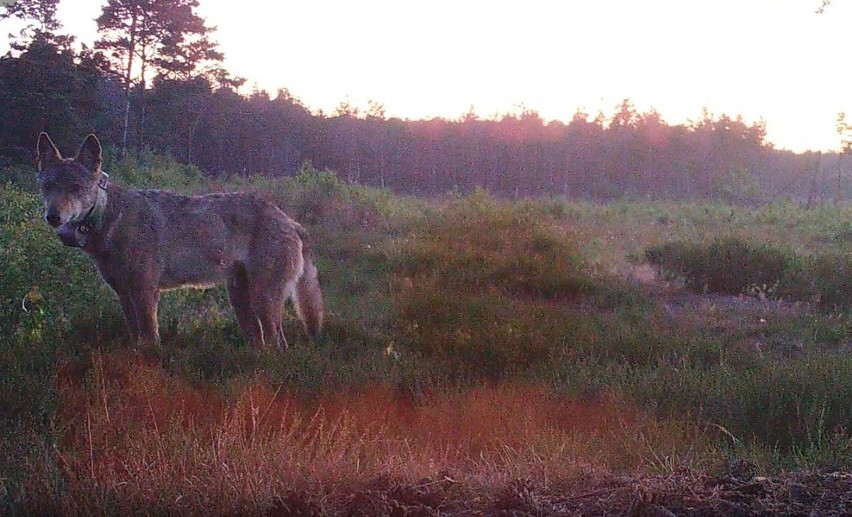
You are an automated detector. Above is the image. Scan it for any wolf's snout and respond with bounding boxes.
[45,211,61,228]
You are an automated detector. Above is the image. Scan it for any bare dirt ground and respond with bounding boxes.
[630,263,836,357]
[269,470,852,515]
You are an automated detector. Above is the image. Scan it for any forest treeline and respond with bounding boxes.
[1,0,849,203]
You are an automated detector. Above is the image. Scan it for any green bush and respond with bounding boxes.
[644,237,792,295]
[0,185,108,338]
[0,163,39,193]
[395,191,596,300]
[104,149,205,191]
[645,237,852,311]
[389,192,650,381]
[781,254,852,310]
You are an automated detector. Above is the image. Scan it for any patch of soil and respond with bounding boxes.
[628,263,827,355]
[342,474,470,516]
[558,471,852,516]
[322,471,852,516]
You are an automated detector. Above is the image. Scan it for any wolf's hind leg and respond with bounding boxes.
[251,284,287,351]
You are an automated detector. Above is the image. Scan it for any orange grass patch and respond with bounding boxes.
[53,351,712,513]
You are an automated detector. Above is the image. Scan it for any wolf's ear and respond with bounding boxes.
[76,134,102,176]
[36,132,61,172]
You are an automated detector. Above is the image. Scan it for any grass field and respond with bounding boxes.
[2,159,852,514]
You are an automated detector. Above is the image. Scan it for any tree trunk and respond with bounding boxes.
[138,55,147,153]
[836,153,844,205]
[805,151,822,210]
[120,10,138,160]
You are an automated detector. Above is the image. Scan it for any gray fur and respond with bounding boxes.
[36,133,324,350]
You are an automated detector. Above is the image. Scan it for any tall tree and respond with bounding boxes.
[0,0,73,51]
[835,112,852,203]
[155,30,223,80]
[0,37,103,156]
[144,75,212,162]
[95,0,222,157]
[837,112,852,154]
[1,0,60,32]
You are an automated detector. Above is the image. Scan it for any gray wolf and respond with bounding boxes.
[36,132,324,350]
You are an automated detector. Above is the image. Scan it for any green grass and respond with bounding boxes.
[3,161,852,512]
[645,236,852,310]
[644,237,793,295]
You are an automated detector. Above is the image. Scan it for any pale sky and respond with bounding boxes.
[8,0,852,152]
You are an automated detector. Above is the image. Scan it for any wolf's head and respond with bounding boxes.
[36,133,105,247]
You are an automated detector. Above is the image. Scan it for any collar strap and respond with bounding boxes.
[97,171,109,191]
[79,171,109,234]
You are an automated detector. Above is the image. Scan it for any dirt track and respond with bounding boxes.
[267,470,852,516]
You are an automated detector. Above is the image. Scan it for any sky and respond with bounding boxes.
[5,0,852,152]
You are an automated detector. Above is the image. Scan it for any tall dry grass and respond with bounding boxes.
[48,351,712,514]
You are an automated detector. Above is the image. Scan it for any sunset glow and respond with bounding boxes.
[17,0,852,152]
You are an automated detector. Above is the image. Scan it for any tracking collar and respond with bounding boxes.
[78,171,109,234]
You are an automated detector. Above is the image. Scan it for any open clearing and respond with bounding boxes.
[3,169,852,514]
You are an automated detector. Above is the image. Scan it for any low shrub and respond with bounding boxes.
[395,191,595,301]
[0,185,107,339]
[645,237,852,311]
[781,253,852,310]
[390,192,651,381]
[644,237,793,295]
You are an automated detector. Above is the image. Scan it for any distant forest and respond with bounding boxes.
[1,0,850,203]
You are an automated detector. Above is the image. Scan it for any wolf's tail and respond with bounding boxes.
[293,224,324,339]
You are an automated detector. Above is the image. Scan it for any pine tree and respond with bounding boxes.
[95,0,222,157]
[0,0,73,51]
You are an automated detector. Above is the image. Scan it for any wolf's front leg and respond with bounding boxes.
[131,288,161,345]
[115,289,140,342]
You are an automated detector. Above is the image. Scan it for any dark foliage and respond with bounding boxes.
[646,238,852,310]
[1,11,850,201]
[645,237,793,295]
